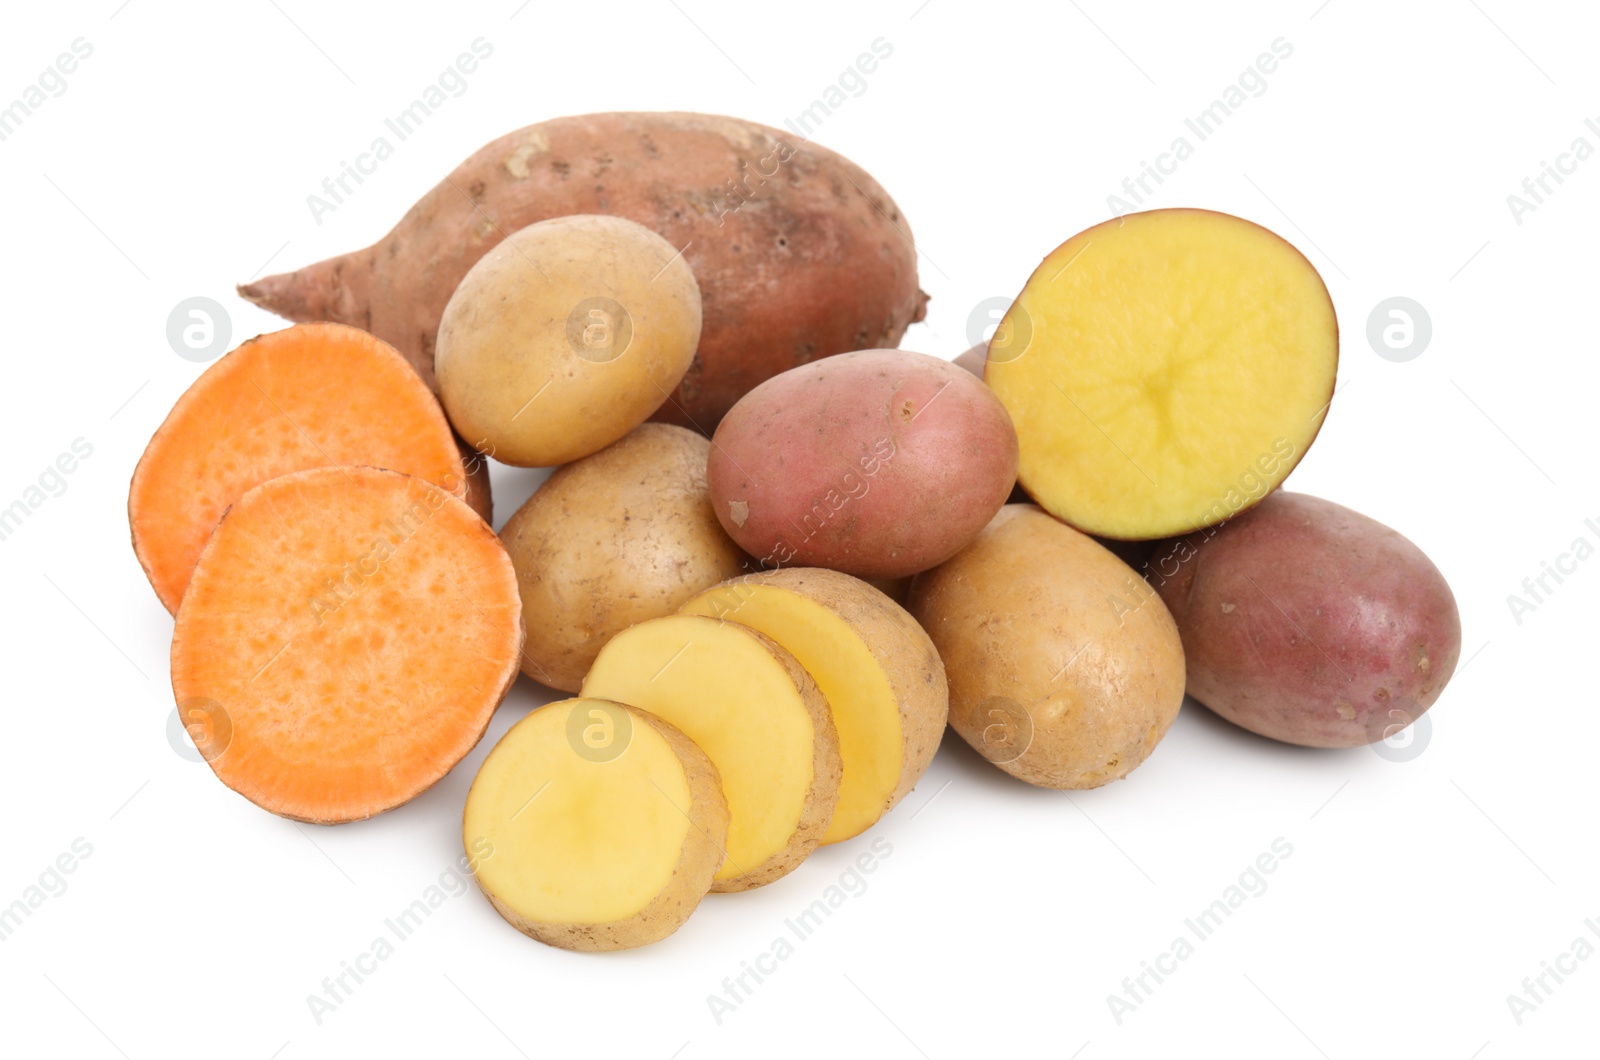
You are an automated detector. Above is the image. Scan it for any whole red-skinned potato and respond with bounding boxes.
[708,349,1019,579]
[1150,491,1461,747]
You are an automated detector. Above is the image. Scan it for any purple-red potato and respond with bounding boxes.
[1150,491,1461,748]
[707,349,1020,579]
[908,505,1186,789]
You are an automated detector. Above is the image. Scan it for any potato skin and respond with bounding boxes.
[438,215,702,467]
[763,569,947,826]
[711,627,842,892]
[951,345,1033,506]
[1150,491,1461,748]
[865,575,913,605]
[708,349,1019,579]
[908,505,1186,789]
[240,111,927,428]
[499,424,750,692]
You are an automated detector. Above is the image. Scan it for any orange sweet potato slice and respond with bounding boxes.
[170,467,522,824]
[130,322,489,613]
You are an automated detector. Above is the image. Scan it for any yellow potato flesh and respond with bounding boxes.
[582,616,813,883]
[680,585,900,844]
[464,699,691,925]
[987,209,1338,540]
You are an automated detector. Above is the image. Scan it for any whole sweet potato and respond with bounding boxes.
[240,112,927,429]
[1150,491,1460,748]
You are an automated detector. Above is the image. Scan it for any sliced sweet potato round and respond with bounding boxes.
[170,466,522,824]
[130,322,488,613]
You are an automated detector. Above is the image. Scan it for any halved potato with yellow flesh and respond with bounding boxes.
[680,569,946,844]
[463,698,728,951]
[581,615,840,891]
[986,208,1338,540]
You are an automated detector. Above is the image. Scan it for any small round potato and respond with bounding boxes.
[908,505,1186,789]
[707,349,1019,579]
[436,214,702,467]
[1150,491,1461,747]
[499,424,750,692]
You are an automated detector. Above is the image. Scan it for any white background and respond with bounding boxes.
[1,1,1593,1057]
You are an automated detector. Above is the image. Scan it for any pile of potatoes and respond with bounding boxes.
[132,111,1461,952]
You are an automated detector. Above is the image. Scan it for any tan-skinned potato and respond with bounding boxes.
[498,424,750,692]
[240,111,928,429]
[436,215,702,467]
[1149,491,1461,748]
[909,505,1186,789]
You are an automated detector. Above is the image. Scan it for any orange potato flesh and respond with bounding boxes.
[170,467,522,824]
[130,322,483,613]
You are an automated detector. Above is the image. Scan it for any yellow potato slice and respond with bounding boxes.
[581,615,840,891]
[463,698,728,951]
[681,569,946,843]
